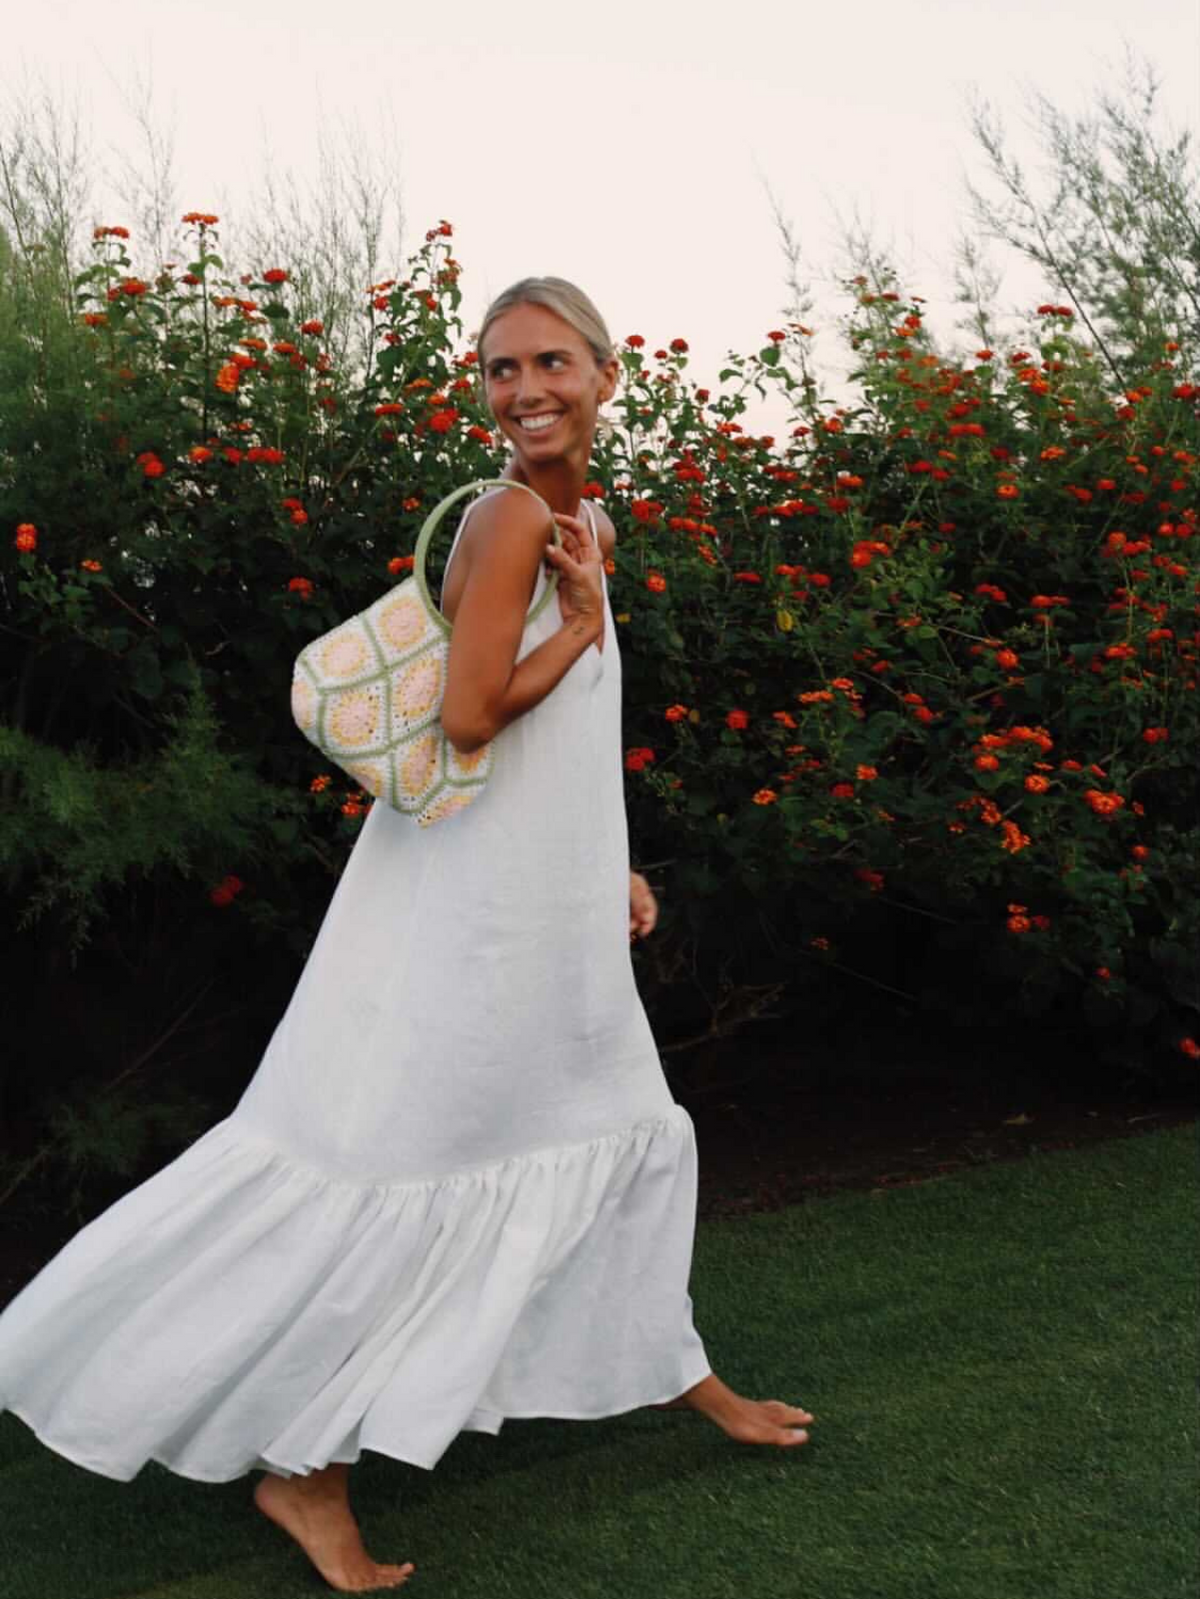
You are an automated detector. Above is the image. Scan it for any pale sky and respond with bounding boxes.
[4,0,1197,427]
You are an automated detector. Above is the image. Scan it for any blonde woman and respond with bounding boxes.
[0,277,814,1593]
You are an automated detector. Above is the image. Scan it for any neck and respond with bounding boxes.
[503,455,587,516]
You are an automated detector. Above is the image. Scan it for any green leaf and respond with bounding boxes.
[129,644,164,701]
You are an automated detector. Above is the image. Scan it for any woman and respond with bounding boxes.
[0,278,813,1593]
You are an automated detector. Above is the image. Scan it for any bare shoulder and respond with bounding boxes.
[590,501,616,560]
[461,484,552,556]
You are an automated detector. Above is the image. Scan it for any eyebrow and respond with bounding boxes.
[487,348,573,367]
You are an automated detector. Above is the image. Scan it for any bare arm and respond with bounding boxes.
[440,493,603,755]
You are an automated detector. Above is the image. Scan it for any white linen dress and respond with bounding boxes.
[0,493,711,1483]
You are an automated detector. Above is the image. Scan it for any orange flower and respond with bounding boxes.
[1007,913,1031,933]
[999,820,1031,853]
[726,708,749,730]
[215,362,241,393]
[82,312,108,328]
[387,555,415,576]
[664,704,689,722]
[14,523,37,553]
[1024,775,1050,794]
[752,788,778,805]
[1084,789,1124,818]
[772,711,797,729]
[975,754,1001,773]
[996,483,1020,500]
[994,648,1020,671]
[189,445,214,463]
[604,557,616,576]
[310,774,331,793]
[374,403,405,416]
[81,558,102,572]
[182,211,218,226]
[646,572,667,593]
[856,765,878,781]
[300,319,324,335]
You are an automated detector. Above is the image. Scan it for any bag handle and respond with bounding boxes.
[412,478,563,639]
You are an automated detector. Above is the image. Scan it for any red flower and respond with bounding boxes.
[726,708,749,730]
[669,337,689,353]
[664,704,689,722]
[467,424,494,445]
[624,747,656,772]
[14,523,37,553]
[752,788,778,805]
[181,212,218,226]
[995,648,1020,671]
[262,268,289,285]
[388,555,415,576]
[81,558,103,572]
[374,403,405,416]
[142,456,165,478]
[829,782,856,799]
[625,334,645,348]
[428,408,459,434]
[1179,1037,1200,1059]
[209,884,236,908]
[646,571,667,593]
[733,571,762,584]
[1141,726,1169,744]
[767,330,786,342]
[300,319,324,335]
[288,576,314,599]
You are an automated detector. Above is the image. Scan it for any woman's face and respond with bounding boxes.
[481,303,618,471]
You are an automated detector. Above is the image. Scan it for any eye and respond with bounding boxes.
[540,352,568,370]
[487,360,514,380]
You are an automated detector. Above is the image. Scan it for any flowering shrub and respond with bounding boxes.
[1,210,1197,1205]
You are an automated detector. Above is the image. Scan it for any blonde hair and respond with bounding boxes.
[477,277,615,368]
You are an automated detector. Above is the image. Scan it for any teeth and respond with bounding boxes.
[519,413,561,432]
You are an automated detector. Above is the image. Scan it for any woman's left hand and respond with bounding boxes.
[629,871,657,941]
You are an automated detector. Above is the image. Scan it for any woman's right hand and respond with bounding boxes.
[545,512,604,634]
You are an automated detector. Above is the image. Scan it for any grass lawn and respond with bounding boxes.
[1,1125,1195,1599]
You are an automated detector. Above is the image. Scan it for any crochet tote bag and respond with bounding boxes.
[291,478,560,826]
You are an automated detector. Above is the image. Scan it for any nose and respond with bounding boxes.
[514,364,546,409]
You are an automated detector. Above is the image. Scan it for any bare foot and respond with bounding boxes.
[254,1466,414,1592]
[652,1374,814,1447]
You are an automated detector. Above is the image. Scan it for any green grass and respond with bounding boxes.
[2,1127,1195,1599]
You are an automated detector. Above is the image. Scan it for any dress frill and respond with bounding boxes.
[0,1106,709,1483]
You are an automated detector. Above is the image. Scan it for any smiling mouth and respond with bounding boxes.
[517,412,564,433]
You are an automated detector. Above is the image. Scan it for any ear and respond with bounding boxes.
[596,354,620,405]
